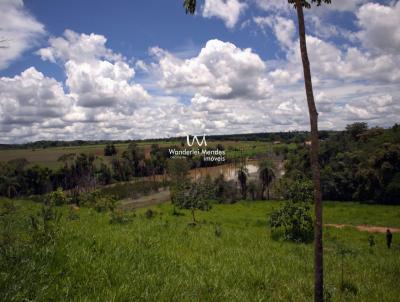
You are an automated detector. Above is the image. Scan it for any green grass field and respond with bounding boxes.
[1,199,399,301]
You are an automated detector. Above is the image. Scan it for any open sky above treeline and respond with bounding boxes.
[0,0,399,143]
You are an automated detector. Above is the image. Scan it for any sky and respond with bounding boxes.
[0,0,399,143]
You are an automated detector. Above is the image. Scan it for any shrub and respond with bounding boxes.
[283,180,314,203]
[109,209,135,224]
[214,225,222,237]
[270,202,314,243]
[48,187,68,206]
[270,179,314,243]
[368,235,375,247]
[340,280,358,295]
[93,196,116,213]
[145,209,155,219]
[30,202,62,244]
[80,190,116,212]
[68,205,80,220]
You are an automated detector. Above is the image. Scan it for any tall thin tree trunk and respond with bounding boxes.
[294,1,323,301]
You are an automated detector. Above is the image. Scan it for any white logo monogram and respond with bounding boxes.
[186,134,207,147]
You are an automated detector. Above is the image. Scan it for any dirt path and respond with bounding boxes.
[119,188,170,210]
[325,223,400,233]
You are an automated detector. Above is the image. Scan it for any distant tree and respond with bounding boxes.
[237,166,248,199]
[98,163,113,185]
[258,160,276,200]
[24,165,52,195]
[247,180,258,200]
[167,158,191,206]
[345,122,368,141]
[104,144,117,156]
[216,143,225,151]
[122,143,145,176]
[0,175,19,198]
[185,181,211,224]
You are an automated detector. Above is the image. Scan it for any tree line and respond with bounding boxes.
[282,123,400,204]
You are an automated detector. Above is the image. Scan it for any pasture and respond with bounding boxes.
[1,199,399,301]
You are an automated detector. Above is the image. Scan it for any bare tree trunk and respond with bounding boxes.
[294,1,323,301]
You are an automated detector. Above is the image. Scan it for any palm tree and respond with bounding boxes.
[237,166,248,199]
[258,160,276,200]
[182,1,330,300]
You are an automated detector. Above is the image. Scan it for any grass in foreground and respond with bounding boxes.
[1,199,399,301]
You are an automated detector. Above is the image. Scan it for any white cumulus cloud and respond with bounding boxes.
[0,0,46,70]
[202,0,247,28]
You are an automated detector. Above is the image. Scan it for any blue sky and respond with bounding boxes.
[0,0,399,143]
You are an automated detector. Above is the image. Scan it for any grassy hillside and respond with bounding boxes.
[1,199,399,301]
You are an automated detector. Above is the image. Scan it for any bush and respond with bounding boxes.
[30,202,62,244]
[340,280,358,295]
[270,202,314,243]
[283,180,314,203]
[145,209,155,219]
[80,190,116,212]
[93,196,116,213]
[270,179,314,243]
[47,187,68,206]
[68,205,80,220]
[109,209,135,224]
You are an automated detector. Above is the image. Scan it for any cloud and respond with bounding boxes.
[38,30,150,110]
[357,1,400,55]
[253,16,296,48]
[202,0,247,28]
[0,0,46,70]
[254,0,291,13]
[327,0,368,12]
[0,67,73,127]
[151,39,273,99]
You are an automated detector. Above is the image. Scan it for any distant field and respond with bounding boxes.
[0,140,287,169]
[1,199,399,301]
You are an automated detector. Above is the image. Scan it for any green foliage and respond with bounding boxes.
[214,174,239,204]
[270,202,314,243]
[284,123,400,204]
[145,208,155,219]
[168,158,191,206]
[283,179,314,203]
[270,179,314,243]
[287,0,331,9]
[258,160,276,200]
[247,180,258,200]
[104,143,117,156]
[183,0,196,14]
[237,166,248,199]
[109,208,135,224]
[340,280,358,295]
[80,190,116,212]
[99,180,167,200]
[368,235,375,248]
[67,206,80,221]
[47,187,68,206]
[30,202,62,244]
